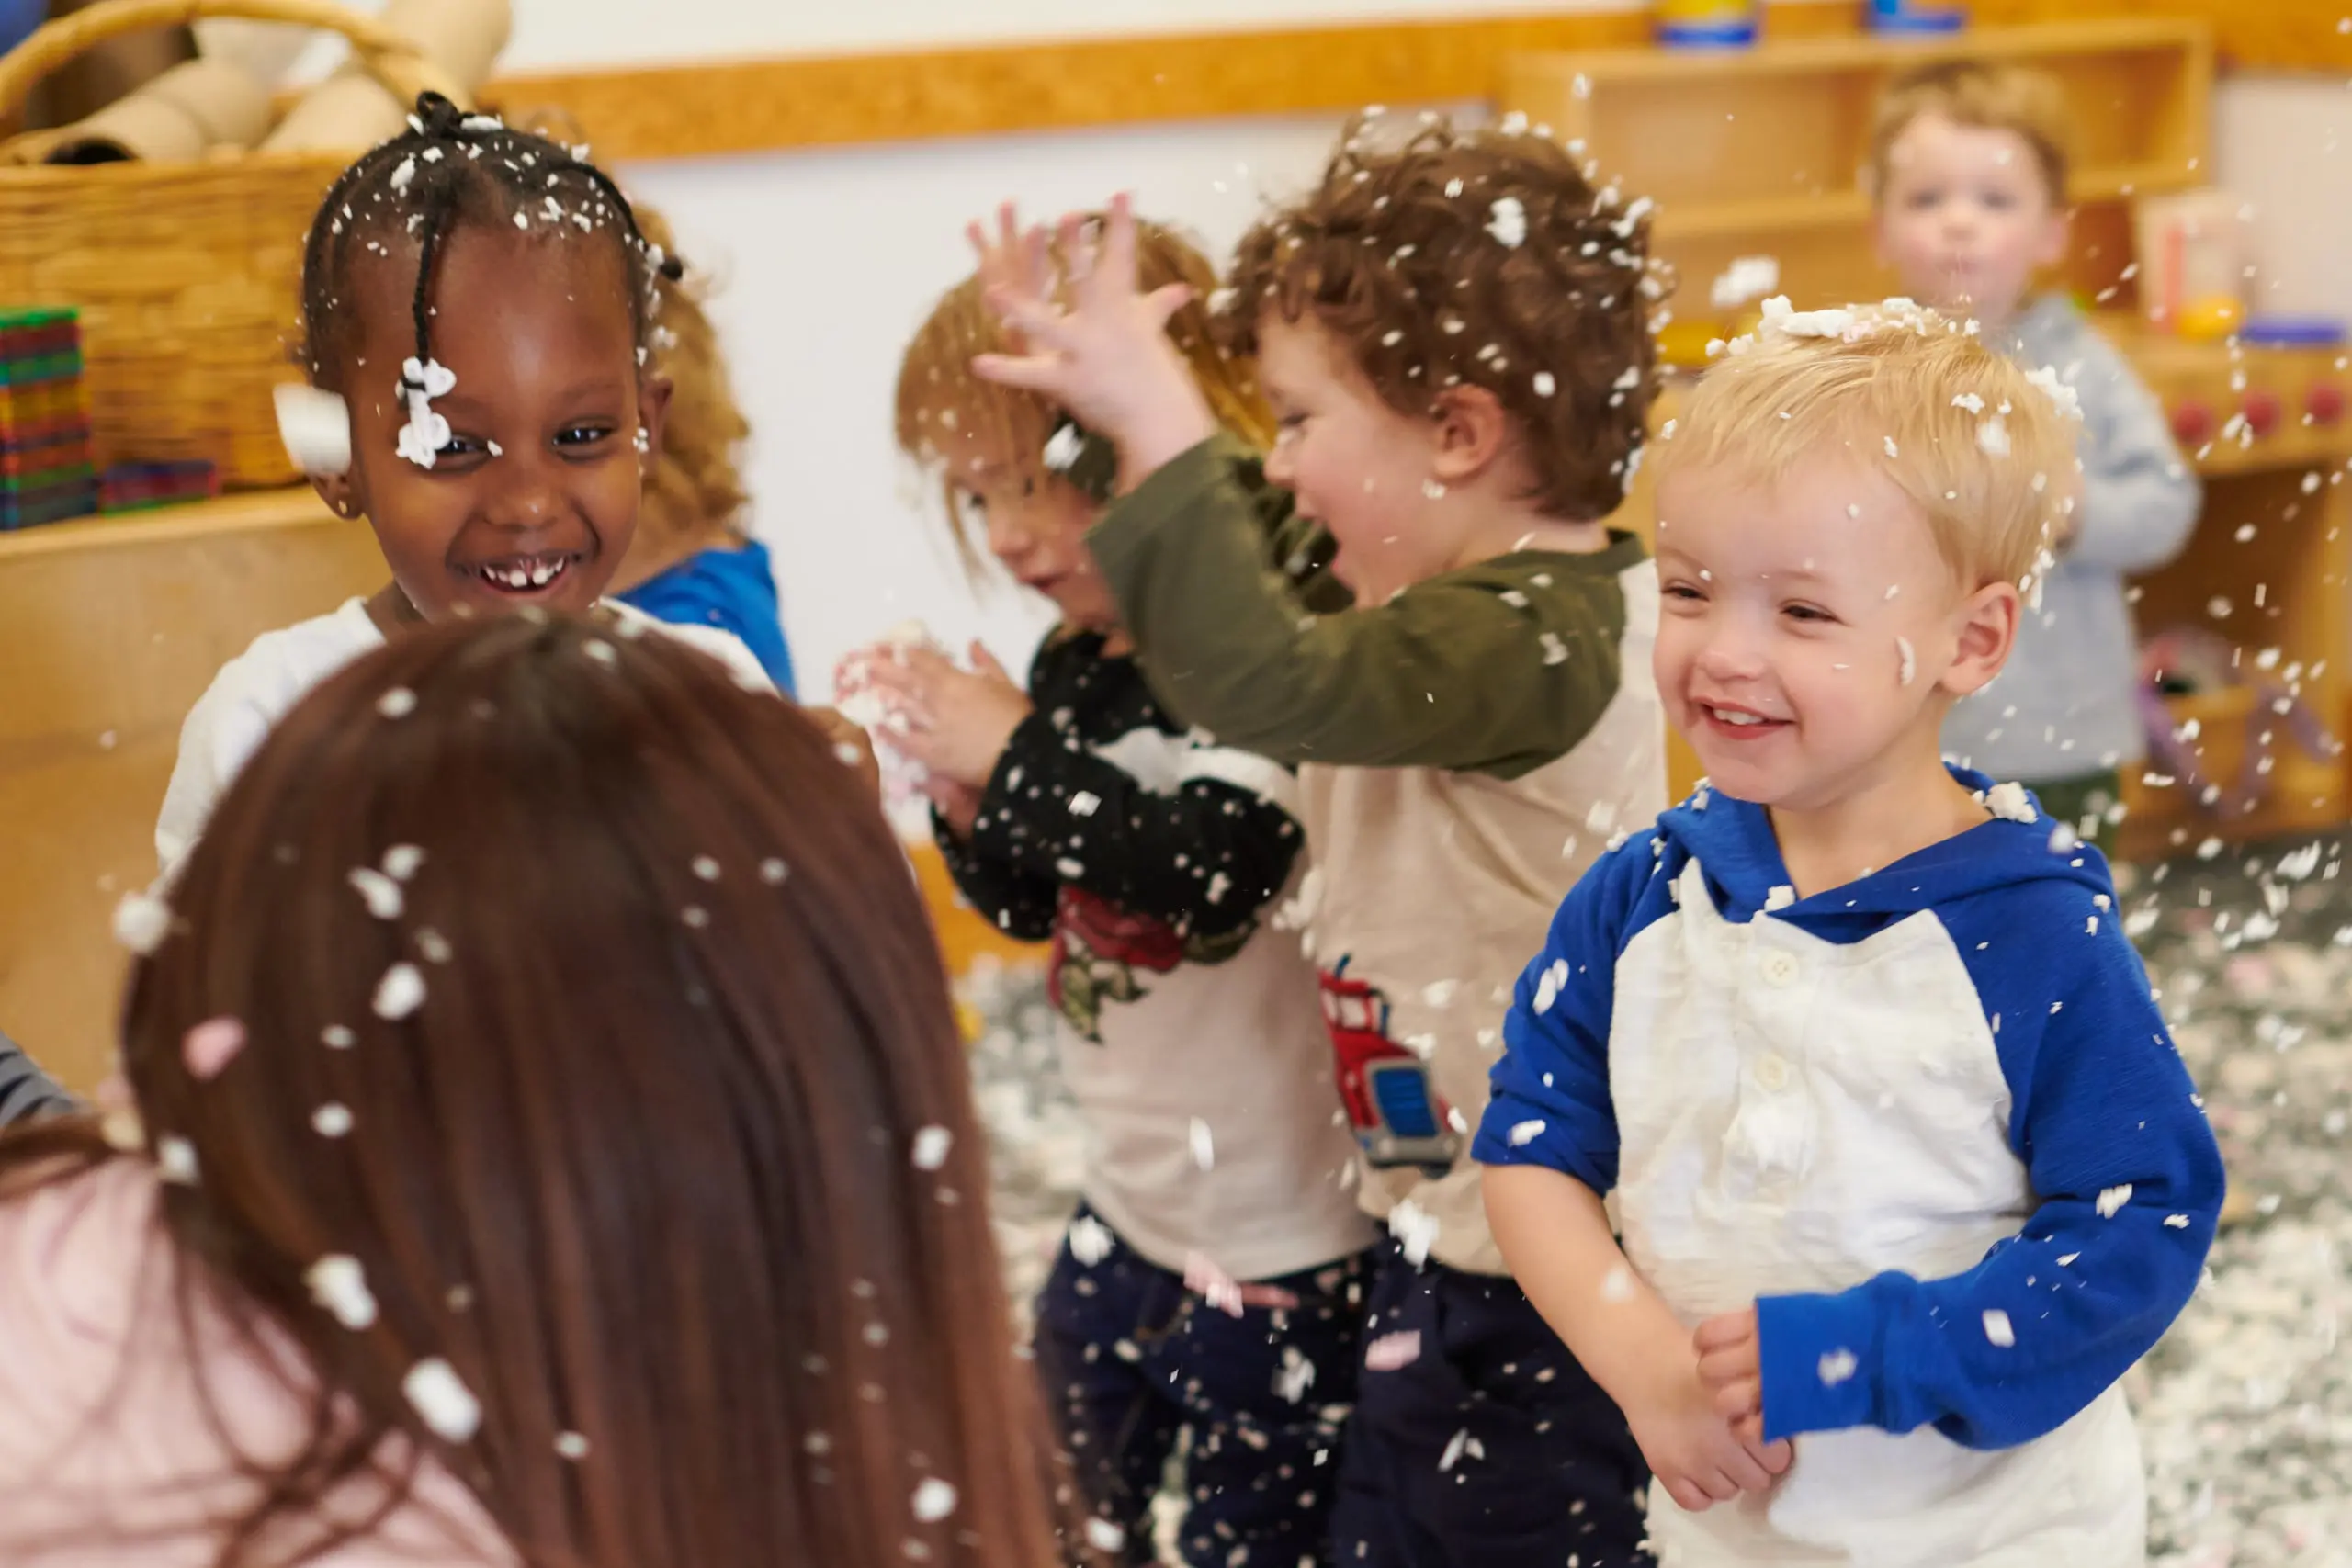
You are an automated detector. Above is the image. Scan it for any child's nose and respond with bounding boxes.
[1695,632,1766,682]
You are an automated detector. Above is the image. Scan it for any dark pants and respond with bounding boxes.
[2025,767,2123,858]
[1034,1206,1374,1568]
[1330,1245,1653,1568]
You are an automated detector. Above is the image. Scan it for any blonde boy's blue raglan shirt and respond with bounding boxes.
[1476,770,2223,1450]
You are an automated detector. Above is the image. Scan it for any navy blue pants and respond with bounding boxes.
[1329,1245,1653,1568]
[1033,1206,1375,1568]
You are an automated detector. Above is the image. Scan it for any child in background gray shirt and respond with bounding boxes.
[1869,60,2199,850]
[1,1030,74,1124]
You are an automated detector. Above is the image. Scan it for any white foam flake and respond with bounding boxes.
[312,1102,354,1138]
[1819,1348,1859,1385]
[347,866,404,920]
[1983,1309,2017,1348]
[911,1479,959,1522]
[155,1135,198,1185]
[1896,636,1917,687]
[113,890,171,955]
[1189,1117,1216,1170]
[1388,1200,1441,1267]
[1069,1213,1117,1266]
[381,845,425,881]
[1508,1118,1546,1147]
[1765,885,1796,911]
[377,687,418,718]
[1984,782,2037,823]
[1532,957,1569,1015]
[1978,416,2012,457]
[372,962,425,1021]
[403,1358,481,1442]
[1600,1264,1635,1302]
[307,1254,379,1328]
[911,1125,953,1170]
[2098,1183,2134,1218]
[1487,196,1527,248]
[1084,1519,1127,1552]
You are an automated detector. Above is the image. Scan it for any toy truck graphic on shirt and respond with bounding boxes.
[1318,957,1459,1176]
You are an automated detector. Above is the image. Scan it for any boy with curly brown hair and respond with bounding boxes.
[974,111,1676,1568]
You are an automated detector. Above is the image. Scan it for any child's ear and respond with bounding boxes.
[1430,384,1512,483]
[310,469,363,523]
[1943,580,2020,698]
[635,372,675,466]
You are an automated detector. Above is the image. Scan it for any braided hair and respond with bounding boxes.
[296,92,684,396]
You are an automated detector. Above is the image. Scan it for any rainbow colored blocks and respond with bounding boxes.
[0,307,98,531]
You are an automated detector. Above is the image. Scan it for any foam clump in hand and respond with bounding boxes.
[834,620,949,807]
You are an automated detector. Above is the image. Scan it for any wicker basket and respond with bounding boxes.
[0,0,464,489]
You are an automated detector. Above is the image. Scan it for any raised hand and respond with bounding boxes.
[967,192,1220,480]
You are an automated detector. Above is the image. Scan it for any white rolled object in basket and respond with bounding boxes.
[261,0,506,152]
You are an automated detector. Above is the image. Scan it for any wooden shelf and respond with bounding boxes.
[1653,160,2200,243]
[0,486,334,564]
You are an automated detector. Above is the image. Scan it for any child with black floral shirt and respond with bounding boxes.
[842,212,1374,1568]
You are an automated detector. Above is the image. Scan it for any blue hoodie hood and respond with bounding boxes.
[1652,766,2117,939]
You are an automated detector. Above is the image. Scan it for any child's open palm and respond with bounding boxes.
[968,194,1218,479]
[852,641,1031,792]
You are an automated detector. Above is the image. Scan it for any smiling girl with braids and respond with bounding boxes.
[154,93,786,879]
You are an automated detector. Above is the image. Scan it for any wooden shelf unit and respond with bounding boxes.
[1525,19,2352,860]
[1506,18,2211,322]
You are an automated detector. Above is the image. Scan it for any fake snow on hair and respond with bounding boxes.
[307,1254,379,1329]
[1486,197,1528,248]
[1756,295,1860,343]
[389,156,418,193]
[373,962,426,1021]
[1532,370,1556,397]
[156,1136,199,1186]
[1040,423,1085,473]
[1896,636,1917,687]
[348,866,404,920]
[382,845,425,882]
[396,359,457,470]
[910,1125,953,1170]
[2023,364,2083,421]
[377,687,417,719]
[911,1479,959,1523]
[403,1358,481,1442]
[114,889,171,955]
[312,1102,355,1137]
[1952,392,1986,414]
[1977,416,2012,457]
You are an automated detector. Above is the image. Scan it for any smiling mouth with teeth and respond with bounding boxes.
[468,552,581,593]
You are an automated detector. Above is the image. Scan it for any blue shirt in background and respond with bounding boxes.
[615,539,796,696]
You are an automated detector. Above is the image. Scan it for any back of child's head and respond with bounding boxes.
[1657,299,2079,592]
[895,214,1272,572]
[1219,110,1668,522]
[6,615,1059,1568]
[1868,61,2073,206]
[296,91,682,392]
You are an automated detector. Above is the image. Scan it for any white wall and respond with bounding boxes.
[2214,75,2352,324]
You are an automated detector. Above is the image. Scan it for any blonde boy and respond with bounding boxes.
[1870,60,2199,850]
[1477,301,2224,1566]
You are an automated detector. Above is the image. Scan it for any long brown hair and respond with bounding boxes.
[0,615,1062,1568]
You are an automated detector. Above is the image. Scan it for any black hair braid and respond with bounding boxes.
[296,91,686,392]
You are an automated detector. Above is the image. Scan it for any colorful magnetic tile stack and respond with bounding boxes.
[0,308,99,531]
[100,459,220,514]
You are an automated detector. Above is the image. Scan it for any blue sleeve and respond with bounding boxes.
[1471,830,1673,1193]
[616,548,797,696]
[1757,880,2224,1449]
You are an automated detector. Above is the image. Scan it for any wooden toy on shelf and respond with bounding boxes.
[1507,17,2351,858]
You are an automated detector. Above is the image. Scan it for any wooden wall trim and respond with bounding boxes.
[483,4,1850,163]
[483,3,2320,166]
